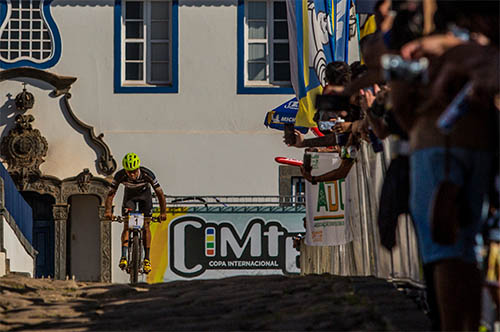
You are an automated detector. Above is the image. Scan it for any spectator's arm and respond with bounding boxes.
[401,34,463,60]
[366,110,390,139]
[301,159,354,183]
[389,81,420,132]
[351,119,370,141]
[316,159,355,182]
[302,134,337,147]
[287,129,335,148]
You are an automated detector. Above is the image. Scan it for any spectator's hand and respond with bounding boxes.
[307,147,336,153]
[294,129,305,147]
[284,129,305,147]
[104,211,112,220]
[401,34,462,60]
[351,119,370,142]
[300,166,313,182]
[333,121,352,134]
[160,212,167,221]
[359,85,379,113]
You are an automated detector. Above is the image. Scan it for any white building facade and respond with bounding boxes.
[0,0,304,282]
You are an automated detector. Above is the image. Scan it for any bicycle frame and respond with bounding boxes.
[110,212,160,284]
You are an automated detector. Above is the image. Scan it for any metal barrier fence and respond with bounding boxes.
[165,195,305,206]
[157,195,306,213]
[299,140,422,285]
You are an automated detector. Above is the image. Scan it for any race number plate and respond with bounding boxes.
[129,213,144,230]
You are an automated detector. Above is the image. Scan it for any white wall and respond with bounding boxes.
[2,216,34,276]
[15,0,302,195]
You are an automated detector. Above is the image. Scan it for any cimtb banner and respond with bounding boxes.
[147,211,305,283]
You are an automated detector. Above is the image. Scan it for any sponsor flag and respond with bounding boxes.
[286,0,352,127]
[264,97,309,134]
[304,152,352,246]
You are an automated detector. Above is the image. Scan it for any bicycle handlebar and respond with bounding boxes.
[106,216,162,223]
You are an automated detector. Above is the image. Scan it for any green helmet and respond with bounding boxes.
[122,153,141,171]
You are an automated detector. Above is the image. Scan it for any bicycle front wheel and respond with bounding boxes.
[130,232,140,284]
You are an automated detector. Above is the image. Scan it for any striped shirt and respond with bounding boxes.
[109,166,160,194]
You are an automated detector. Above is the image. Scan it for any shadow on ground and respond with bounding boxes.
[0,274,430,331]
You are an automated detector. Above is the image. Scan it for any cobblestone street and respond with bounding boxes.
[0,274,430,331]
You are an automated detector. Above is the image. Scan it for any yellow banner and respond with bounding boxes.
[147,208,188,283]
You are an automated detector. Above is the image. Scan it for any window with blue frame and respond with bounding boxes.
[237,0,293,94]
[114,0,178,93]
[291,176,305,204]
[0,0,61,69]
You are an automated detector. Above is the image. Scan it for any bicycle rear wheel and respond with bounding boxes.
[130,232,140,284]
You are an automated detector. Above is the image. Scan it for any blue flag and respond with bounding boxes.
[287,0,352,127]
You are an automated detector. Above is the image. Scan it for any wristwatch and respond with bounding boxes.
[311,176,317,185]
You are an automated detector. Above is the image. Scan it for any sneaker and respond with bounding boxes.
[143,259,152,274]
[119,257,128,270]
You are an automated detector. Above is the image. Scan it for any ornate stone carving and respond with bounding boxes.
[54,218,67,280]
[1,114,48,190]
[100,219,112,282]
[0,67,117,176]
[24,177,61,200]
[15,83,35,112]
[98,206,107,220]
[61,175,110,205]
[62,94,117,175]
[53,204,69,220]
[0,67,76,97]
[76,168,92,192]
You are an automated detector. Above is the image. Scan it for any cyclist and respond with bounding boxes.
[104,153,167,274]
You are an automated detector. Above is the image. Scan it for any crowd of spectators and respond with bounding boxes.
[285,1,499,330]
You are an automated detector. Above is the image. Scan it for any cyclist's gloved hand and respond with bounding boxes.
[160,213,167,222]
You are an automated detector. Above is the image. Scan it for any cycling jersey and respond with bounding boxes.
[110,166,160,195]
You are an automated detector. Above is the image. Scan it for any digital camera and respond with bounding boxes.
[381,54,429,83]
[303,153,312,173]
[283,123,296,145]
[318,120,336,131]
[315,94,351,112]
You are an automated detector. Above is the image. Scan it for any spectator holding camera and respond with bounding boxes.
[381,2,499,330]
[360,82,413,257]
[287,61,351,149]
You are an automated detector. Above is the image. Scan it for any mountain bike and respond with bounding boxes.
[112,211,160,284]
